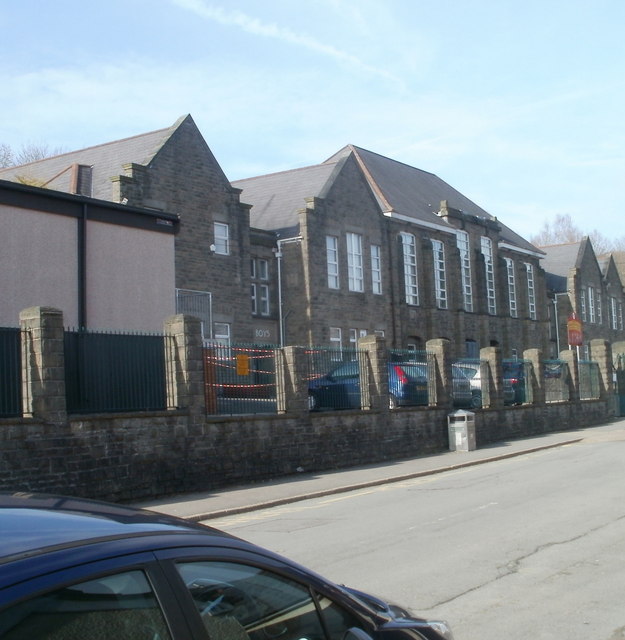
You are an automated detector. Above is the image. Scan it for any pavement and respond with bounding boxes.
[135,420,625,522]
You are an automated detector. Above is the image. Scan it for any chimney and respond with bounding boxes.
[70,164,93,197]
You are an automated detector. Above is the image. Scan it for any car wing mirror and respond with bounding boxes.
[343,628,374,640]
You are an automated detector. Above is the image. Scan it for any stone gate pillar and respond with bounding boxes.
[164,314,205,414]
[19,306,67,423]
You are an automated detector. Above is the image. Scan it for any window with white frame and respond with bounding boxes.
[597,292,602,324]
[213,222,230,255]
[257,258,269,280]
[330,326,342,359]
[525,262,537,320]
[431,239,448,309]
[346,232,364,292]
[505,258,517,318]
[326,236,339,289]
[251,259,270,316]
[374,329,385,337]
[580,287,587,321]
[588,286,596,323]
[371,244,382,294]
[259,284,269,316]
[611,297,619,330]
[481,236,496,315]
[251,284,257,315]
[213,322,230,348]
[400,232,419,305]
[349,328,368,358]
[456,231,473,312]
[619,302,624,331]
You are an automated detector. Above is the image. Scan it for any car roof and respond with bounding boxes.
[0,493,230,562]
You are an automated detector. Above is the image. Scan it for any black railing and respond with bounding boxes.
[0,327,21,417]
[579,360,601,400]
[305,347,362,411]
[64,329,168,414]
[543,360,569,403]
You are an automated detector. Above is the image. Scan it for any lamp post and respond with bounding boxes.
[275,236,302,347]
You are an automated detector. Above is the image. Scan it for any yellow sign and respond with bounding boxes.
[236,354,250,376]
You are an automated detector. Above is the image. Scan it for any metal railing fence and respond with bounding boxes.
[305,347,362,410]
[64,329,168,414]
[543,360,570,403]
[0,327,21,417]
[502,359,534,405]
[204,342,277,415]
[578,360,601,400]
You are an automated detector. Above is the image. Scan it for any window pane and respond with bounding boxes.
[326,236,339,289]
[214,222,230,255]
[481,237,496,315]
[431,239,447,309]
[371,245,382,294]
[505,258,517,318]
[346,232,363,292]
[177,561,330,640]
[456,231,473,312]
[400,233,418,305]
[258,259,269,280]
[0,570,171,640]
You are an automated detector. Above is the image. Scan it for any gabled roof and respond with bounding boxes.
[233,159,344,236]
[0,116,189,201]
[235,145,541,255]
[327,145,540,254]
[538,241,583,278]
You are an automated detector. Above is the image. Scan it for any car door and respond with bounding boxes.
[154,547,370,640]
[315,362,360,409]
[0,551,198,640]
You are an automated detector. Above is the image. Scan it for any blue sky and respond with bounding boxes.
[2,0,623,241]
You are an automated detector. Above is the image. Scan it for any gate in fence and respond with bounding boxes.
[204,343,277,415]
[0,327,21,418]
[616,354,625,416]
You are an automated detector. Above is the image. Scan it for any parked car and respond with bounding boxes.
[0,493,454,640]
[502,360,528,405]
[308,361,472,411]
[308,361,429,410]
[454,362,515,407]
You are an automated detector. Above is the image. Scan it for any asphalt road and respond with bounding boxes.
[203,427,625,640]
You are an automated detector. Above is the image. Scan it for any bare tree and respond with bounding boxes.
[0,143,14,168]
[530,214,582,246]
[0,142,65,168]
[531,213,625,253]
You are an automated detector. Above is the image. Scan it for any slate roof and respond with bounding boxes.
[233,159,343,236]
[235,144,541,255]
[538,242,582,278]
[0,117,186,201]
[327,145,540,254]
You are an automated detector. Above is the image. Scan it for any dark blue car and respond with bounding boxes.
[0,493,453,640]
[308,362,473,411]
[308,361,429,410]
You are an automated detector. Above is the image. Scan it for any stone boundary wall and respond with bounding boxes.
[0,306,616,503]
[0,399,610,503]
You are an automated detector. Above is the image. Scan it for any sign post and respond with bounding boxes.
[567,312,583,348]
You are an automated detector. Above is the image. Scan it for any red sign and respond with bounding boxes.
[567,312,583,346]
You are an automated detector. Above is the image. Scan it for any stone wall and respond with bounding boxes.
[0,306,616,504]
[0,399,610,504]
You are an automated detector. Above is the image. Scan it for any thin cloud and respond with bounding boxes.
[171,0,403,86]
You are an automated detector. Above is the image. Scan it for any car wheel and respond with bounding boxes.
[471,391,482,409]
[308,393,318,411]
[389,394,398,410]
